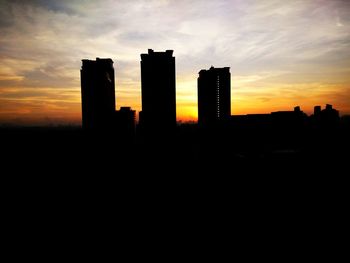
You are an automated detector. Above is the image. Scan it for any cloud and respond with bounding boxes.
[0,0,350,124]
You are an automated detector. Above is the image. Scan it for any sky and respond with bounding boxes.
[0,0,350,125]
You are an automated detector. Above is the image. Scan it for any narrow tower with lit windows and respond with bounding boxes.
[198,66,231,126]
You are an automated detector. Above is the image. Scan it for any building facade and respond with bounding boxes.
[198,66,231,126]
[114,107,136,140]
[140,49,176,131]
[81,58,116,129]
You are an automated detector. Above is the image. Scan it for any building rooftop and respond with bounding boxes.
[81,58,114,69]
[141,49,174,59]
[198,66,230,74]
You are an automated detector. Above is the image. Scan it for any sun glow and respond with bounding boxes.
[0,0,349,125]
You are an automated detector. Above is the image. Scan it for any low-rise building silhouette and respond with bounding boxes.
[114,107,136,141]
[270,106,307,130]
[230,106,307,131]
[312,104,340,129]
[198,66,231,126]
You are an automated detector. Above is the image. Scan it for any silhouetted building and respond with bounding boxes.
[198,66,231,126]
[314,106,321,116]
[313,104,340,128]
[230,106,306,132]
[114,107,136,140]
[271,106,307,130]
[140,49,176,132]
[81,58,115,130]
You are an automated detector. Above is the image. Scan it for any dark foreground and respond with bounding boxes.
[1,124,348,185]
[1,125,348,256]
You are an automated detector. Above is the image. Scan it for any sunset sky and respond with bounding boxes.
[0,0,349,125]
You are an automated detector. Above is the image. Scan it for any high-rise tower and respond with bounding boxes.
[198,66,231,126]
[80,58,115,129]
[140,49,176,131]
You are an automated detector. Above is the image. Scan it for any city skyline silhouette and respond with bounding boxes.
[75,48,346,170]
[0,1,349,183]
[1,1,349,250]
[79,50,343,132]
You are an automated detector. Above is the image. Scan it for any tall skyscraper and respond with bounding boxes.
[80,58,115,129]
[198,66,231,126]
[140,49,176,131]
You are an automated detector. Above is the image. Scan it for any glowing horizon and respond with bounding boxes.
[1,0,350,125]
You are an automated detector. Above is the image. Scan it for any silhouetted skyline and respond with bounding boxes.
[78,48,342,156]
[2,2,350,244]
